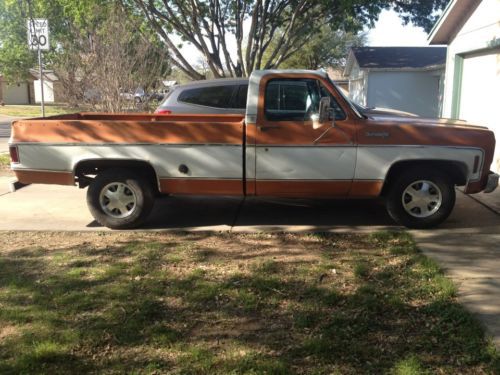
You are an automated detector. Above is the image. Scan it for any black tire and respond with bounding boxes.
[86,169,155,229]
[385,167,456,229]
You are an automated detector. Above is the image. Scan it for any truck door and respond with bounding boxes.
[253,76,356,197]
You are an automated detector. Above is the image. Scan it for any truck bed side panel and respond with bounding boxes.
[11,114,246,195]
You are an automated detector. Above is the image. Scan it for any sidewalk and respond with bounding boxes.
[412,191,500,347]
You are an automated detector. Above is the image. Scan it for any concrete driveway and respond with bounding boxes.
[0,180,500,347]
[0,181,497,232]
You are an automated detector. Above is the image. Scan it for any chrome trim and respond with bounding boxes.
[13,142,243,147]
[10,167,72,173]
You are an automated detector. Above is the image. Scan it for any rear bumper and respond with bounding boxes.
[483,172,499,193]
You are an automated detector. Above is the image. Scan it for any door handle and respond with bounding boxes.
[258,125,280,132]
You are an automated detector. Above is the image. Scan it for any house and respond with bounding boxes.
[327,67,349,92]
[0,74,35,105]
[0,69,63,105]
[343,46,447,117]
[428,0,500,172]
[29,69,64,103]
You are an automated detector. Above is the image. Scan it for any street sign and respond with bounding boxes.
[27,18,49,51]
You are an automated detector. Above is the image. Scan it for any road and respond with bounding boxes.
[0,121,11,138]
[0,116,17,153]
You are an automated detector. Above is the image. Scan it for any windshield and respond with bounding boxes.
[328,79,365,118]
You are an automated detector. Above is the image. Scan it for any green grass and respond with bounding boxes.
[0,154,10,167]
[0,105,77,117]
[0,231,498,374]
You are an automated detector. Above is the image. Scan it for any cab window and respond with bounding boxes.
[264,79,320,121]
[264,78,345,121]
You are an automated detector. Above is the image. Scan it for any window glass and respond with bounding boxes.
[320,85,346,121]
[264,79,321,121]
[233,84,248,109]
[178,85,236,108]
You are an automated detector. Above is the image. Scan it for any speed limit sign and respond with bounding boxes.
[27,19,49,51]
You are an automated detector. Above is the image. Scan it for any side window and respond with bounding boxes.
[178,86,236,108]
[264,79,321,121]
[233,84,248,109]
[320,85,346,121]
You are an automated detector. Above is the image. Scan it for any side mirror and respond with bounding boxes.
[319,96,331,123]
[312,97,334,129]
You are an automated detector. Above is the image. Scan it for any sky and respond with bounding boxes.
[367,9,430,46]
[174,8,431,65]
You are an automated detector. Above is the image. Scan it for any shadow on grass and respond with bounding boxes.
[0,232,498,374]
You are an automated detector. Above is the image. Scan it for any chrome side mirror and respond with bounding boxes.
[312,97,333,129]
[319,96,331,123]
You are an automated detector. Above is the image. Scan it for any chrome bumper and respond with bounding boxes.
[484,173,499,193]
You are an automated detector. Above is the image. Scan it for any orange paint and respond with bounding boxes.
[160,178,243,195]
[14,170,74,185]
[349,180,384,197]
[12,114,244,145]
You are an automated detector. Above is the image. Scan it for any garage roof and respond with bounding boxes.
[351,47,447,69]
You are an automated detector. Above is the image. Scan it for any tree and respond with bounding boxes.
[270,26,366,70]
[0,0,170,112]
[129,0,449,80]
[53,6,170,111]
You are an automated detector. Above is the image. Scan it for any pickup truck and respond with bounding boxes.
[8,69,499,229]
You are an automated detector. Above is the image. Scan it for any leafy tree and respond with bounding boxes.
[129,0,448,79]
[269,26,366,70]
[0,0,170,93]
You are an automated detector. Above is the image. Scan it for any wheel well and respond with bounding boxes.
[381,160,468,196]
[74,159,159,192]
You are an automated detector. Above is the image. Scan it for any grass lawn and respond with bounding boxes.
[0,105,77,118]
[0,231,497,374]
[0,154,9,168]
[0,154,13,177]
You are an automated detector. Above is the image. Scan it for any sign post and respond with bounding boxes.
[27,18,49,117]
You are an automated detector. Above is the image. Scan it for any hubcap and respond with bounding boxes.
[99,182,137,218]
[402,180,442,218]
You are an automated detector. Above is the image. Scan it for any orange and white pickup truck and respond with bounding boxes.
[8,70,499,229]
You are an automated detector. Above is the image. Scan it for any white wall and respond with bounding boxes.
[2,82,29,104]
[348,62,368,106]
[441,0,500,118]
[440,0,500,172]
[366,71,441,117]
[34,79,54,103]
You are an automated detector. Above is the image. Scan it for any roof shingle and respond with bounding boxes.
[351,47,447,69]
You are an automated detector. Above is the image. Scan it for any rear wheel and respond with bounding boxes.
[87,169,155,229]
[385,168,456,229]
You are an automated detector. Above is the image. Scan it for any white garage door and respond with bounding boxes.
[460,51,500,173]
[3,83,29,104]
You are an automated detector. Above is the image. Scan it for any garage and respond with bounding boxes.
[2,82,29,104]
[429,0,500,174]
[459,51,500,172]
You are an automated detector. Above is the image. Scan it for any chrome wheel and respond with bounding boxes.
[402,180,442,218]
[99,182,137,218]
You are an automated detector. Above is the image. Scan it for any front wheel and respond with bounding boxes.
[87,169,155,229]
[385,168,456,229]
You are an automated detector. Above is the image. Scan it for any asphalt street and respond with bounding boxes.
[0,121,11,138]
[0,116,16,153]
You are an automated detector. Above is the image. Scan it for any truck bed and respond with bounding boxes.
[11,113,245,144]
